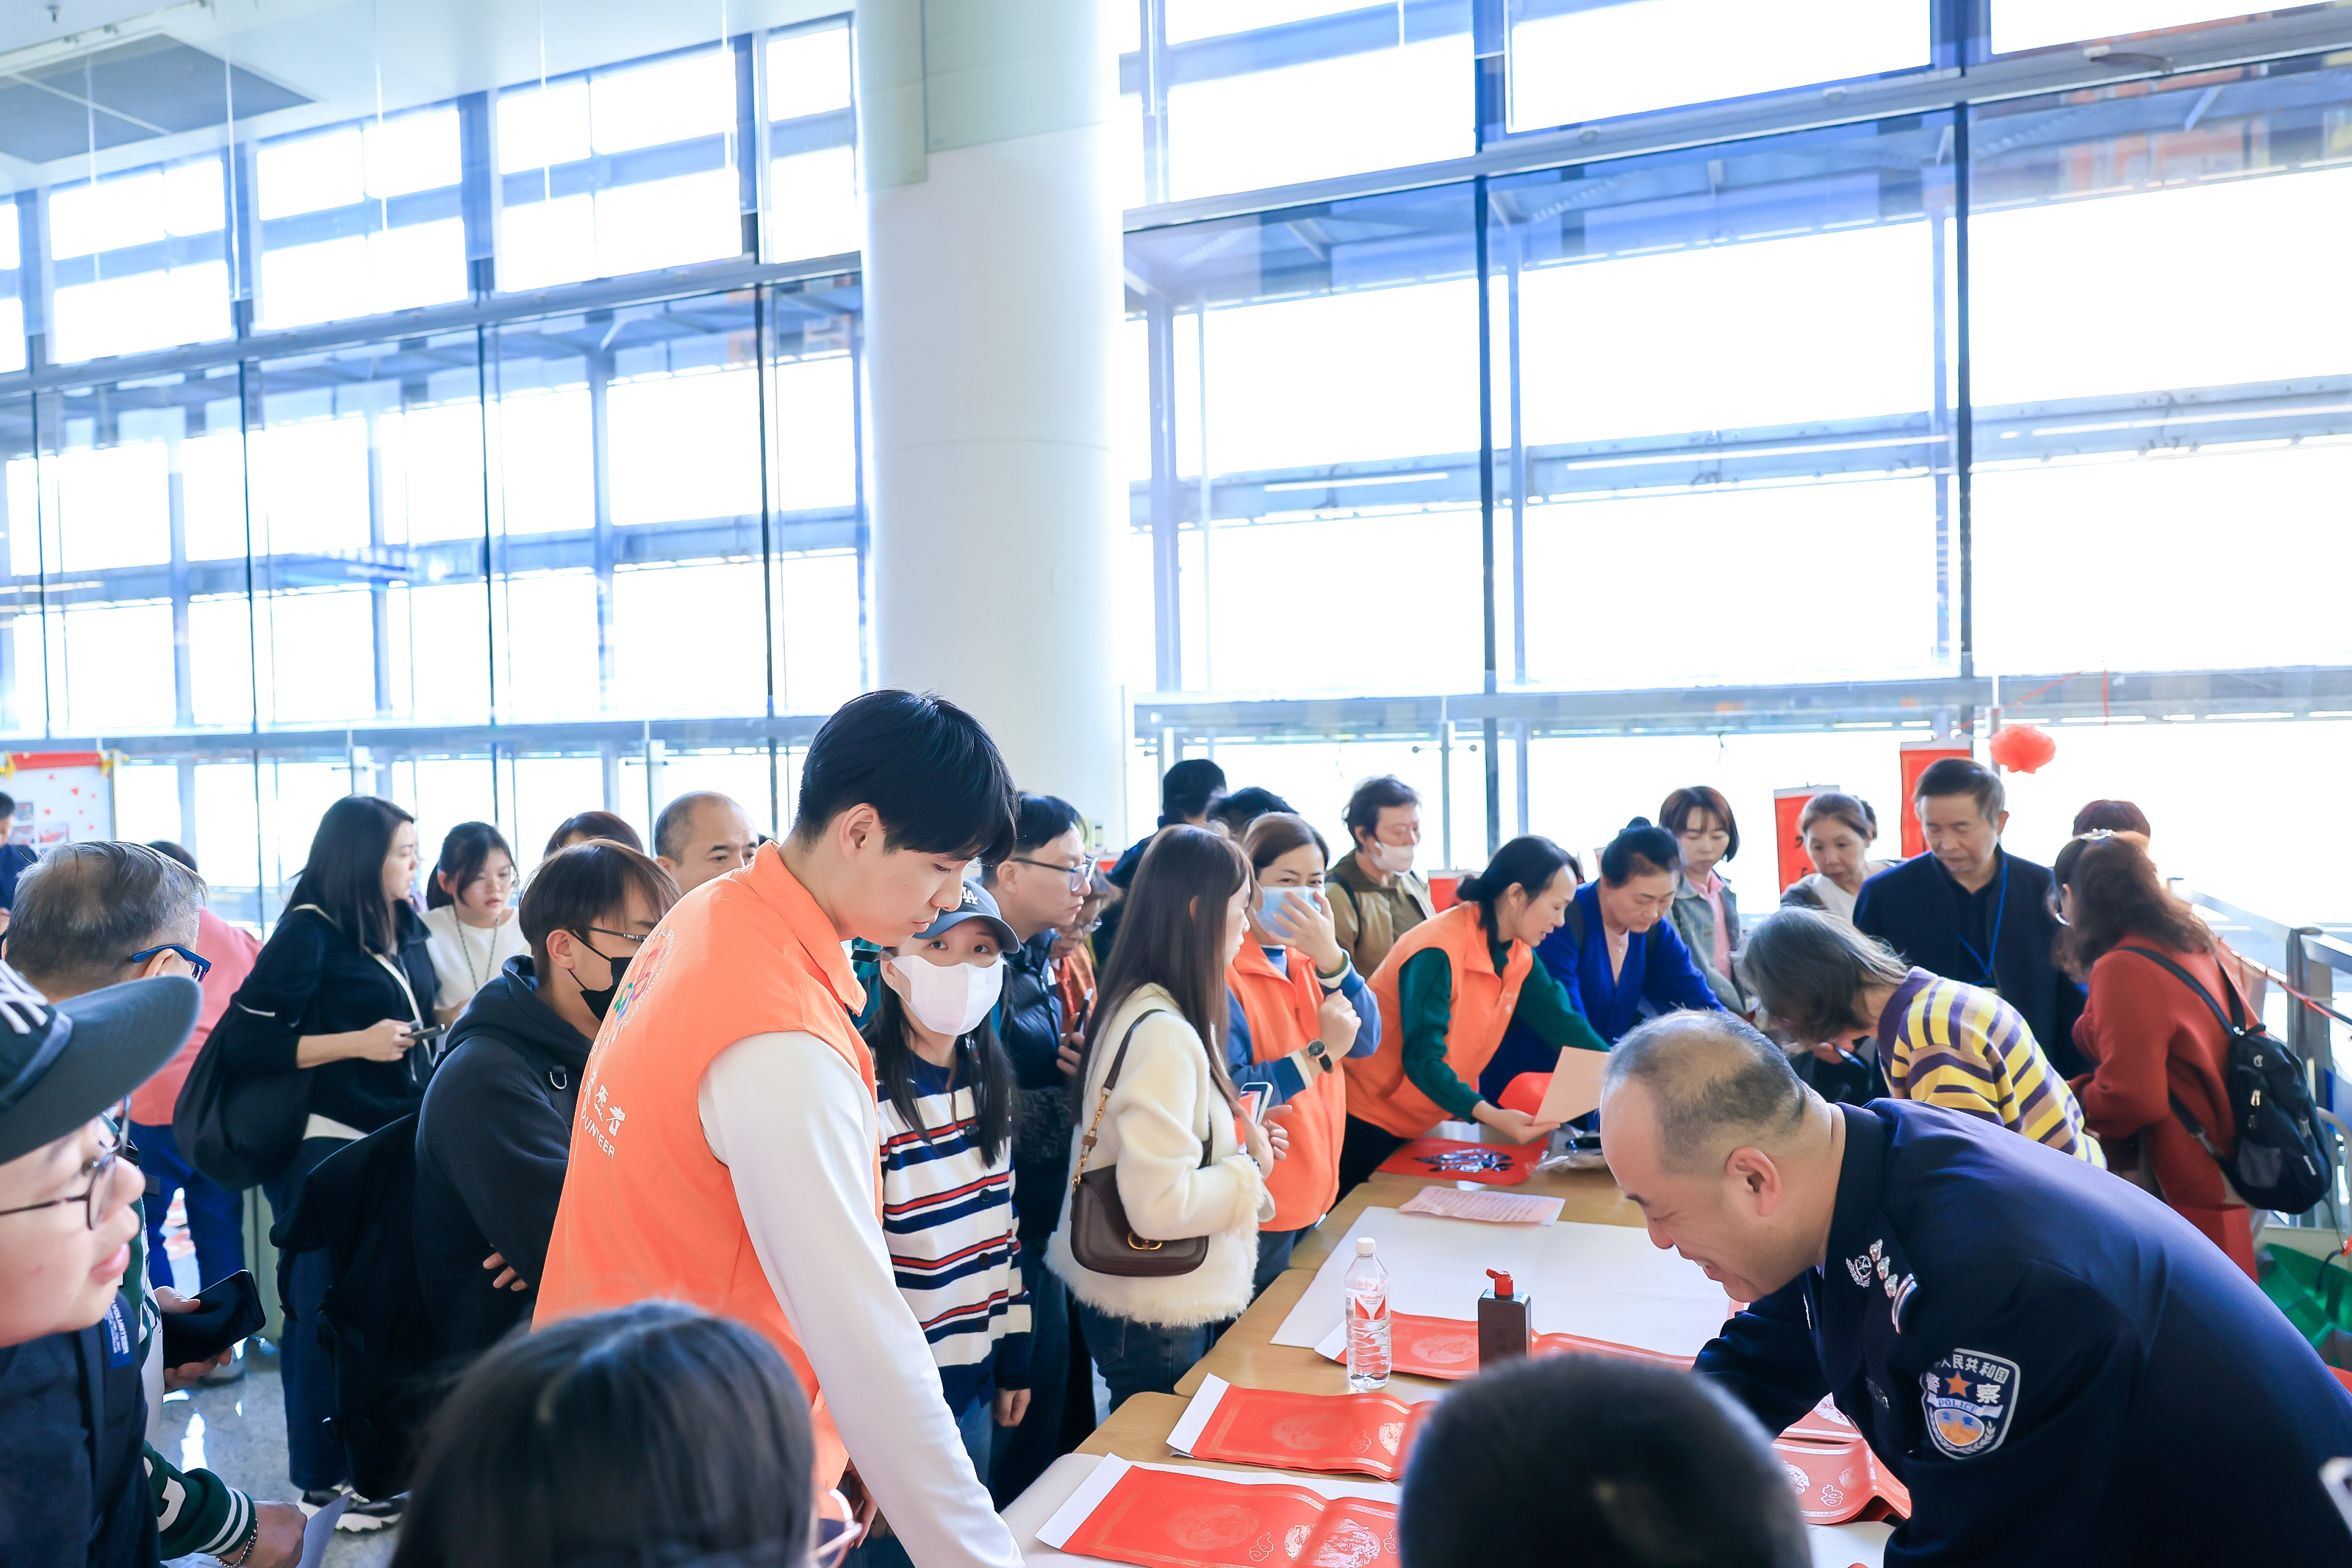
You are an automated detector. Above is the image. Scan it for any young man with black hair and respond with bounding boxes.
[978,791,1091,1500]
[539,689,1023,1568]
[1853,758,2082,1076]
[414,839,679,1360]
[1399,1356,1811,1568]
[1095,756,1226,960]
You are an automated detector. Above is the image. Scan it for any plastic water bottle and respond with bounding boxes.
[1345,1237,1391,1392]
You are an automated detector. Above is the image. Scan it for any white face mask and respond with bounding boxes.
[886,954,1004,1037]
[1367,838,1416,876]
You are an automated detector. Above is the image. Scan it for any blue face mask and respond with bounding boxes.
[1258,886,1322,927]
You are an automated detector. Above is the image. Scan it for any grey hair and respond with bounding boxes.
[7,841,206,996]
[1735,907,1909,1043]
[653,791,745,864]
[1603,1011,1811,1174]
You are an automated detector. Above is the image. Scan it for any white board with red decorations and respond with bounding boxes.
[1,752,118,848]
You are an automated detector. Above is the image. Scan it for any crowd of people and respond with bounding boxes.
[1,692,2348,1568]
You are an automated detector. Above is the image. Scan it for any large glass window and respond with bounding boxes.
[1507,0,1930,133]
[498,45,747,292]
[764,20,859,262]
[255,107,471,329]
[46,157,232,364]
[1991,3,2262,56]
[1968,64,2352,675]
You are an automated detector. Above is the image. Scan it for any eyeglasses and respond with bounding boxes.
[811,1490,866,1568]
[1006,857,1090,893]
[0,1132,129,1231]
[578,926,648,949]
[128,943,212,982]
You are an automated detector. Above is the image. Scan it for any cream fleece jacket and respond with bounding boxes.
[1047,984,1273,1327]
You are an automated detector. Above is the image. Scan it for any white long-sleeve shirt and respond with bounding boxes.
[699,1032,1022,1568]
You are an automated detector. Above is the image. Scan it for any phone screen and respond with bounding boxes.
[1240,1085,1270,1123]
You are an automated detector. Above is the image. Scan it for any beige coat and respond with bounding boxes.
[1327,849,1436,978]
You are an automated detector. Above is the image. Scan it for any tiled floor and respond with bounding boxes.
[155,1342,399,1568]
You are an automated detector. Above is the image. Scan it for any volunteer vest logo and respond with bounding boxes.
[580,1079,628,1157]
[607,925,673,1031]
[1921,1348,2020,1459]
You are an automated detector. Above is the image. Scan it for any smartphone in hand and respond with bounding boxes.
[160,1270,267,1366]
[1238,1085,1271,1124]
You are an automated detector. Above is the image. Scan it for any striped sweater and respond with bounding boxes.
[1876,968,2100,1163]
[878,1053,1032,1414]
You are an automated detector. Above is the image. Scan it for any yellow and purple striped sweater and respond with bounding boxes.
[1876,968,2100,1164]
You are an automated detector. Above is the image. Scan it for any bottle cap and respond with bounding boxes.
[1486,1267,1515,1297]
[1356,1238,1377,1256]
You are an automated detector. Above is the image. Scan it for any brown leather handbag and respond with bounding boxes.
[1067,1010,1213,1278]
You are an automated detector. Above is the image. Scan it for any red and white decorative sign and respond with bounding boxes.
[0,751,118,848]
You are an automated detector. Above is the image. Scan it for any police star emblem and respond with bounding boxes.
[1921,1349,2021,1459]
[1845,1254,1874,1288]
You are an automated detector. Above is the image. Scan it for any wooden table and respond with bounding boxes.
[1173,1158,1641,1399]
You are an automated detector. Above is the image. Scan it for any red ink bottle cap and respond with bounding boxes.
[1486,1268,1515,1297]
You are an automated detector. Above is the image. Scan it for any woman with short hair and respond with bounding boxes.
[1779,792,1895,925]
[1658,785,1746,1010]
[2055,832,2255,1276]
[1738,905,2093,1160]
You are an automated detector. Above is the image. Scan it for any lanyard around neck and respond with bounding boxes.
[1952,855,2007,986]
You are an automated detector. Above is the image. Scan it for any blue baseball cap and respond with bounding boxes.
[911,881,1018,950]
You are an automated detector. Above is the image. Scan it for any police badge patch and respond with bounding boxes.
[1921,1348,2021,1459]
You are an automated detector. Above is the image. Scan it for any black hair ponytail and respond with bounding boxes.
[860,984,1014,1165]
[1456,835,1578,937]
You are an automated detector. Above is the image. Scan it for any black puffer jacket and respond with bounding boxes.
[411,957,591,1359]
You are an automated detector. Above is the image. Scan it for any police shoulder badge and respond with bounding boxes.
[1921,1348,2021,1459]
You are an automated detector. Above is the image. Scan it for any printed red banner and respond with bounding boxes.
[1774,1435,1912,1525]
[1176,1379,1435,1482]
[1323,1312,1696,1381]
[1058,1463,1402,1568]
[1374,1136,1544,1185]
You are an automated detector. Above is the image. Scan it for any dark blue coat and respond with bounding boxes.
[1482,880,1724,1097]
[1698,1100,2352,1567]
[0,1298,157,1568]
[1852,849,2086,1078]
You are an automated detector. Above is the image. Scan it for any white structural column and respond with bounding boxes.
[856,0,1127,841]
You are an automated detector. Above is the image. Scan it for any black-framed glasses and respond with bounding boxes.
[578,926,648,950]
[1007,857,1089,892]
[128,943,212,982]
[0,1133,127,1230]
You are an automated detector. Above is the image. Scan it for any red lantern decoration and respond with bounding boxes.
[1987,723,2057,774]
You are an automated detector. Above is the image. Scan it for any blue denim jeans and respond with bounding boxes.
[1071,1298,1211,1414]
[263,1136,349,1495]
[131,1120,245,1294]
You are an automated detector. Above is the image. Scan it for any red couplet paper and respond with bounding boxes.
[1773,1436,1912,1525]
[1774,786,1830,892]
[1784,1397,1862,1444]
[1374,1136,1544,1185]
[1059,1464,1402,1568]
[1345,1313,1694,1381]
[1184,1384,1435,1482]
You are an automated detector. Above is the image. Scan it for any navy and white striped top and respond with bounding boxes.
[878,1052,1032,1414]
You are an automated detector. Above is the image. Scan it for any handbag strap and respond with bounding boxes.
[2118,945,2245,1032]
[1070,1008,1216,1197]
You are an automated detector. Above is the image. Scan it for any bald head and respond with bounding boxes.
[1603,1012,1812,1175]
[1601,1012,1844,1305]
[653,792,754,894]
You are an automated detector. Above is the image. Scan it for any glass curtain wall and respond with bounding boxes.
[1125,14,2352,923]
[0,15,861,930]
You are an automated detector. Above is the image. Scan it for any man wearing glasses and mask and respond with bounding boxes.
[4,841,306,1567]
[0,960,302,1567]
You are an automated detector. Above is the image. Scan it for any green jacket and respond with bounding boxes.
[1327,850,1436,979]
[1395,941,1608,1119]
[124,1195,257,1561]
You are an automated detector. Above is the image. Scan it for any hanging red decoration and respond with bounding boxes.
[1987,723,2057,774]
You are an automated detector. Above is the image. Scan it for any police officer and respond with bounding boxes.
[1599,1010,2352,1567]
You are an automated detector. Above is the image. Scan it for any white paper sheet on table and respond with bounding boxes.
[998,1453,1887,1567]
[1396,1186,1565,1224]
[1273,1205,1732,1356]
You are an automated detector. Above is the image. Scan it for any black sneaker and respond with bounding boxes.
[298,1485,404,1531]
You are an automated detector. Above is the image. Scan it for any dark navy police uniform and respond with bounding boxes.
[1697,1101,2352,1566]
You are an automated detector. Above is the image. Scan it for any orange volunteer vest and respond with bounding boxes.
[536,841,878,1486]
[1345,901,1532,1139]
[1228,942,1347,1231]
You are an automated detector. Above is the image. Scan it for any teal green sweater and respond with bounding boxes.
[1396,941,1607,1119]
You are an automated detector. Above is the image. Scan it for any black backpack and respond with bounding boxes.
[2120,947,2332,1215]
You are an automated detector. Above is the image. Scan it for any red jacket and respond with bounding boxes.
[2070,934,2255,1278]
